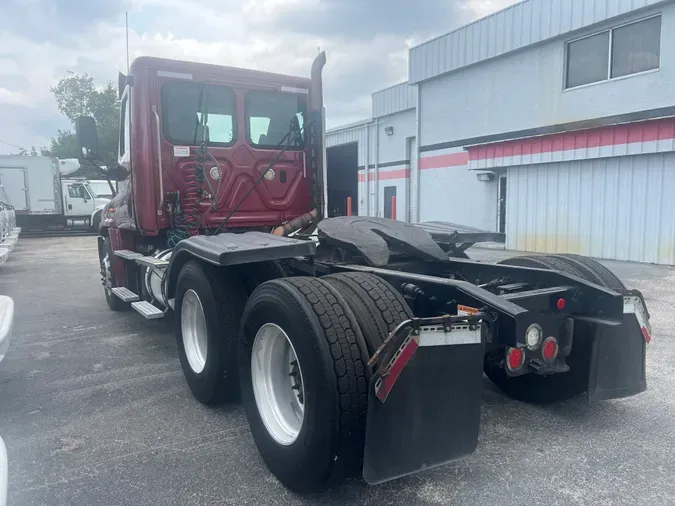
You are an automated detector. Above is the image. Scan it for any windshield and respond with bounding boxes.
[246,90,305,149]
[86,182,112,199]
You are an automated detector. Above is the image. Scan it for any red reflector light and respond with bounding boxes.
[556,298,566,310]
[506,347,525,371]
[641,326,651,344]
[542,337,559,361]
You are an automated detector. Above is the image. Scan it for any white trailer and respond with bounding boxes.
[0,156,110,233]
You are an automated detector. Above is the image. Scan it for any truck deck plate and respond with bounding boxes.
[135,256,169,268]
[114,249,143,260]
[317,216,448,267]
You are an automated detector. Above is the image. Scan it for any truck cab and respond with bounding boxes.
[81,56,325,242]
[61,180,108,224]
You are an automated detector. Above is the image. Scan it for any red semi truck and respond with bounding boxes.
[75,53,652,491]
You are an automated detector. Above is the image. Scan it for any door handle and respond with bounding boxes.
[68,204,72,210]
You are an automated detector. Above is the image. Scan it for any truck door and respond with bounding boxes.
[63,182,94,216]
[0,167,28,210]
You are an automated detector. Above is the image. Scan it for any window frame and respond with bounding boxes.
[244,89,307,151]
[564,14,661,91]
[160,80,237,148]
[119,95,127,157]
[118,88,130,161]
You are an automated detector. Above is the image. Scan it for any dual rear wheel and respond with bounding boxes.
[174,263,411,491]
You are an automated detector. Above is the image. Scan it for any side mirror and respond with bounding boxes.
[108,164,129,182]
[76,116,99,159]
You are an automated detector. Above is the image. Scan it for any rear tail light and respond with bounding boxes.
[542,337,559,362]
[506,347,525,371]
[556,298,566,310]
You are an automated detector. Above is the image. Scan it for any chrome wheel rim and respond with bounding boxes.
[102,253,112,294]
[181,289,208,374]
[251,323,305,446]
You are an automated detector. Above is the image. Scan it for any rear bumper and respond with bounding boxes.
[588,293,650,401]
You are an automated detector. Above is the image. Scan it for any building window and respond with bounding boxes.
[565,15,661,89]
[566,31,610,88]
[611,16,661,78]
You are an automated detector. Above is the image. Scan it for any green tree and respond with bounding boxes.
[43,72,120,173]
[11,146,38,156]
[42,130,79,159]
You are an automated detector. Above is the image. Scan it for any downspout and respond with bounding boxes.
[414,84,421,223]
[374,120,380,217]
[365,123,370,216]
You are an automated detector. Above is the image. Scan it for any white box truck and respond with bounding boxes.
[0,156,110,233]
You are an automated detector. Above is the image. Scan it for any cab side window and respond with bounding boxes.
[68,184,85,199]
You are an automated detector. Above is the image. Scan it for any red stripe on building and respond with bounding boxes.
[469,117,675,162]
[358,167,410,182]
[419,152,470,170]
[378,168,410,180]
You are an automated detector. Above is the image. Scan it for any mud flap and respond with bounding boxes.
[588,294,651,402]
[362,316,486,485]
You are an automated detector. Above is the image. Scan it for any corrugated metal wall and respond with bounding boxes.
[326,123,369,166]
[507,153,675,264]
[419,3,675,147]
[372,83,417,118]
[409,0,671,83]
[326,109,417,219]
[419,147,499,230]
[468,117,675,169]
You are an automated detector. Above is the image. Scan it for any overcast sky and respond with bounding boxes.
[0,0,516,154]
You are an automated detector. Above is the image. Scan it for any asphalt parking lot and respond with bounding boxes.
[1,236,675,506]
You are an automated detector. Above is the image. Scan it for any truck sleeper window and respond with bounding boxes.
[246,90,305,149]
[161,81,236,146]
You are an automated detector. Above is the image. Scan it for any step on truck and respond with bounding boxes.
[0,156,110,234]
[75,53,652,492]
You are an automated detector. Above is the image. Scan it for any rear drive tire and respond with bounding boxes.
[175,261,246,404]
[552,254,625,292]
[101,236,127,311]
[239,277,370,492]
[484,255,597,404]
[322,272,413,354]
[92,211,102,233]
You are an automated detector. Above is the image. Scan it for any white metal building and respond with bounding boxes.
[326,0,675,264]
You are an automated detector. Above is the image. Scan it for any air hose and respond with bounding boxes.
[166,149,205,248]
